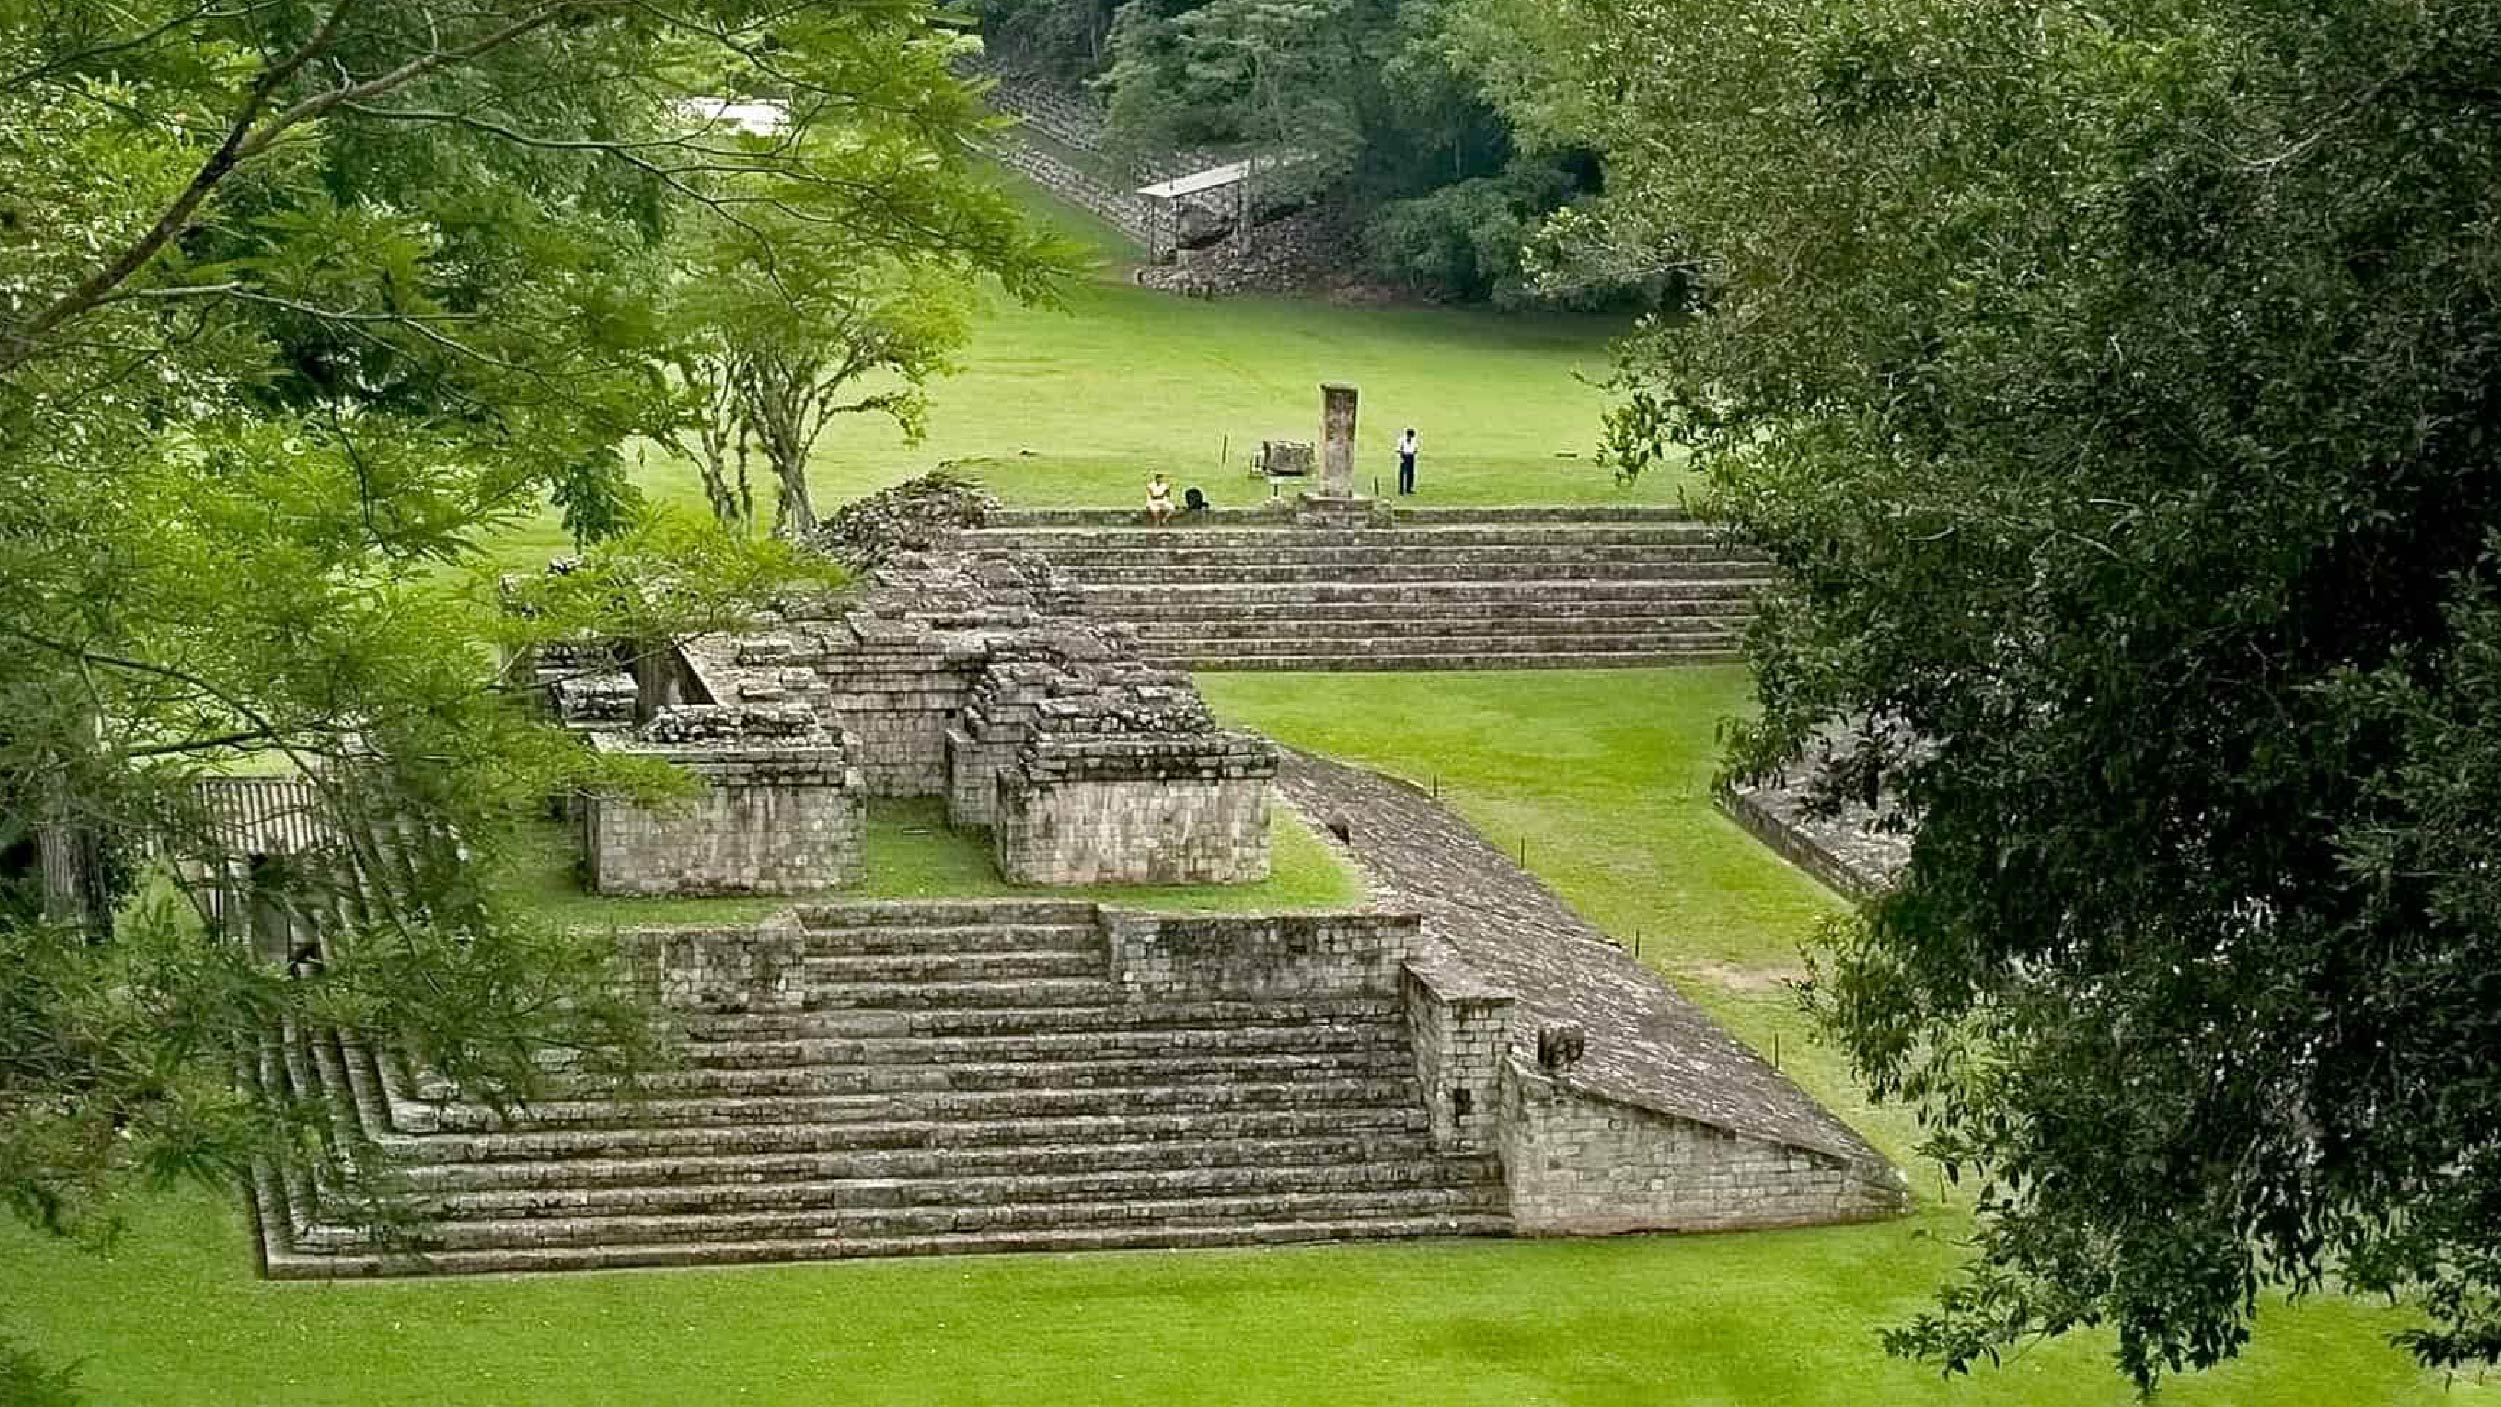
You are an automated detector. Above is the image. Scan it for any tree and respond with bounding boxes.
[1489,0,2501,1388]
[653,118,1036,537]
[0,0,1059,1349]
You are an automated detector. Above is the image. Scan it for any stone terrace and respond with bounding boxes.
[250,901,1509,1277]
[1278,750,1906,1231]
[959,507,1769,671]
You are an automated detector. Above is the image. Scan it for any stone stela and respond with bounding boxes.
[1319,382,1358,497]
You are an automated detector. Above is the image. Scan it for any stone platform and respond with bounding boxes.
[958,507,1768,671]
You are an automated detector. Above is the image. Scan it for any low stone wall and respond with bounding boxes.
[585,738,864,896]
[1715,782,1907,900]
[1104,910,1413,1000]
[1402,959,1513,1156]
[1498,1067,1905,1234]
[993,735,1275,885]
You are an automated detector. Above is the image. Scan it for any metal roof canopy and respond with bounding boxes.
[1136,153,1307,201]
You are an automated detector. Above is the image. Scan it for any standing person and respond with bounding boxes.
[1396,428,1419,496]
[1146,472,1176,524]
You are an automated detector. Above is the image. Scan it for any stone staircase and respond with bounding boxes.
[254,901,1507,1276]
[959,509,1767,671]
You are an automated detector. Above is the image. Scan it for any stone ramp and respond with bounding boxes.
[958,509,1768,671]
[1275,751,1906,1229]
[250,901,1508,1277]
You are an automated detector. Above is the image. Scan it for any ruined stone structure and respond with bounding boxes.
[584,705,865,897]
[250,769,1905,1276]
[252,900,1511,1276]
[545,542,1276,895]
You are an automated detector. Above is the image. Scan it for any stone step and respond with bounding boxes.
[787,921,1103,956]
[380,1105,1433,1161]
[395,1131,1457,1194]
[674,997,1406,1041]
[1002,543,1755,569]
[794,950,1106,984]
[393,1076,1424,1134]
[654,1020,1409,1070]
[524,1047,1414,1099]
[790,900,1100,929]
[1063,561,1768,585]
[417,1158,1497,1221]
[1120,599,1754,625]
[985,503,1696,526]
[265,1213,1514,1278]
[368,1186,1501,1252]
[1126,627,1740,655]
[1177,650,1742,672]
[675,977,1125,1015]
[1078,579,1768,605]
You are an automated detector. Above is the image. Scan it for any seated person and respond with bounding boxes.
[1183,485,1209,514]
[1146,473,1175,524]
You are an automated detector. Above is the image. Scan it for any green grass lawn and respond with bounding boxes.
[517,798,1365,930]
[6,668,2492,1404]
[493,177,1677,562]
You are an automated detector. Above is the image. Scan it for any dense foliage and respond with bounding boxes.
[0,1,1061,1345]
[980,0,1604,302]
[1495,0,2501,1387]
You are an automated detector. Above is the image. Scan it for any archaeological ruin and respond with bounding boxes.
[232,384,1905,1278]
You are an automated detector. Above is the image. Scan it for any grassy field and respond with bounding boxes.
[494,181,1674,561]
[5,668,2491,1404]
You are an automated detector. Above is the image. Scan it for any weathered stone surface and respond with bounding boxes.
[582,710,865,896]
[1277,748,1909,1232]
[1716,779,1909,900]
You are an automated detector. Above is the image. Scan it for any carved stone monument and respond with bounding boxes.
[1319,382,1359,497]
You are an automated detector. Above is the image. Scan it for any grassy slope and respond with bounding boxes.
[495,181,1673,561]
[5,669,2491,1404]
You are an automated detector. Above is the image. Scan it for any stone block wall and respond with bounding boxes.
[1104,910,1413,1000]
[1402,961,1514,1156]
[1498,1065,1906,1234]
[585,730,864,897]
[993,734,1275,885]
[623,915,808,1012]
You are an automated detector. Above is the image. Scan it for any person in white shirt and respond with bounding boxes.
[1396,428,1419,495]
[1146,472,1175,524]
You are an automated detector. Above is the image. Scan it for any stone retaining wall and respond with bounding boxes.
[584,720,864,896]
[1104,910,1412,1000]
[1402,960,1513,1156]
[1500,1068,1906,1234]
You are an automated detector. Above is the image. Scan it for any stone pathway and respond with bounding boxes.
[1276,750,1888,1166]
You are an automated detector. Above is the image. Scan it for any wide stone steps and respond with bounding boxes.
[1128,628,1738,656]
[1080,579,1768,606]
[673,996,1406,1040]
[1122,598,1754,625]
[1176,649,1740,671]
[393,1075,1419,1134]
[377,1105,1434,1162]
[686,976,1124,1014]
[786,920,1103,956]
[545,1048,1412,1099]
[395,1131,1457,1194]
[796,949,1105,983]
[323,1186,1499,1254]
[259,904,1511,1275]
[1063,560,1767,585]
[417,1158,1492,1221]
[653,1020,1406,1070]
[997,543,1750,569]
[266,1214,1513,1278]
